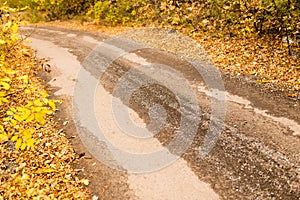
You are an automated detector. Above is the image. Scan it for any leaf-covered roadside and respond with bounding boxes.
[86,0,300,93]
[0,6,88,199]
[17,0,299,95]
[193,32,300,92]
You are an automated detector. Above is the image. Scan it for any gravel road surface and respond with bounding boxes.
[21,26,300,200]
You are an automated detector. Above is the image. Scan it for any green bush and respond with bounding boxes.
[206,0,300,36]
[31,0,94,20]
[87,0,148,26]
[86,0,298,40]
[1,0,95,21]
[2,0,298,42]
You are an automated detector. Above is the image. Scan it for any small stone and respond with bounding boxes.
[168,29,176,34]
[92,195,99,200]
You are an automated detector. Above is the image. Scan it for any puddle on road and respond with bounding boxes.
[198,86,300,136]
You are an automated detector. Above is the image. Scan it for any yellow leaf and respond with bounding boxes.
[21,109,31,121]
[14,108,31,121]
[25,101,33,107]
[42,98,49,104]
[5,21,12,28]
[0,40,6,44]
[12,23,18,33]
[40,109,53,115]
[21,49,31,57]
[32,106,43,112]
[17,107,26,112]
[0,91,6,97]
[0,81,10,90]
[35,168,55,174]
[14,115,23,122]
[35,113,45,125]
[11,119,17,126]
[20,143,27,150]
[25,114,34,123]
[22,132,32,140]
[23,128,31,134]
[43,169,55,173]
[17,75,29,84]
[41,90,48,98]
[20,6,28,11]
[48,100,56,110]
[15,138,22,150]
[11,135,18,142]
[257,79,269,84]
[0,133,8,142]
[16,111,30,121]
[26,139,35,149]
[7,110,14,115]
[14,175,21,184]
[0,97,8,105]
[3,117,10,121]
[34,100,43,107]
[0,77,11,82]
[1,66,15,75]
[11,33,19,42]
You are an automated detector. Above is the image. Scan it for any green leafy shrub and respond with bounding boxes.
[1,0,95,21]
[87,0,148,26]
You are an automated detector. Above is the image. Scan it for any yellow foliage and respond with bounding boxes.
[0,5,59,152]
[0,133,8,142]
[15,138,22,150]
[11,135,18,142]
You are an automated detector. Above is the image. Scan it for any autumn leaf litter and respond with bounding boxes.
[0,10,89,199]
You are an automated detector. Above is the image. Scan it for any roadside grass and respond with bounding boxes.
[0,6,89,199]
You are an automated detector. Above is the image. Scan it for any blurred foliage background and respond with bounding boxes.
[1,0,299,51]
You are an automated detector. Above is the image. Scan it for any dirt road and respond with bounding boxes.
[21,26,299,200]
